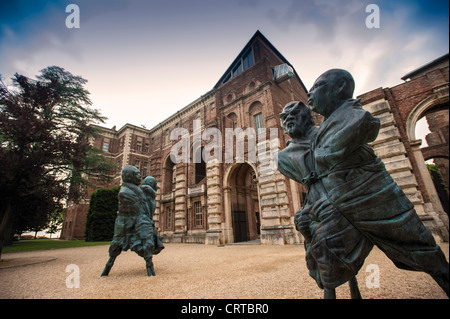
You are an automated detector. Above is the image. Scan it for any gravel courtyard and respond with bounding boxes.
[0,243,448,299]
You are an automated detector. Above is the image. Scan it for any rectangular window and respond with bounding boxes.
[232,62,242,77]
[243,48,254,70]
[222,73,231,84]
[144,143,149,152]
[165,128,170,144]
[166,207,173,229]
[194,201,203,227]
[254,112,264,133]
[136,137,143,151]
[222,46,254,84]
[102,140,109,152]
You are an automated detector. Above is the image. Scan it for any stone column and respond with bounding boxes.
[222,186,234,244]
[154,188,161,230]
[410,140,449,241]
[363,98,448,242]
[122,129,133,169]
[257,138,296,245]
[173,165,186,242]
[205,159,223,245]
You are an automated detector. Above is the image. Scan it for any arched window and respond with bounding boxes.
[194,146,206,184]
[227,112,238,129]
[163,156,175,193]
[253,112,264,133]
[249,101,264,134]
[248,101,263,115]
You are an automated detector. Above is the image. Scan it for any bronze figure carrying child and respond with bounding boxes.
[277,69,449,298]
[101,166,164,277]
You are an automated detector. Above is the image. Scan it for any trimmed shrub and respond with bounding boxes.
[85,185,121,241]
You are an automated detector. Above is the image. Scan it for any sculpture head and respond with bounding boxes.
[142,176,159,190]
[307,69,355,118]
[279,101,315,141]
[121,165,141,186]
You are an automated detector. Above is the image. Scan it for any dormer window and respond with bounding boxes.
[222,47,254,84]
[233,62,242,77]
[243,48,254,70]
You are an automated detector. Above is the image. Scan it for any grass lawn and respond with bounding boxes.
[2,239,110,254]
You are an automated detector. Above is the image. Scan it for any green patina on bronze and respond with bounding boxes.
[101,166,164,277]
[277,69,449,299]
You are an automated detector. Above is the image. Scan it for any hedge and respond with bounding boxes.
[85,185,121,241]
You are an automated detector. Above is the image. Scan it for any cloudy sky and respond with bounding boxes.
[1,0,448,136]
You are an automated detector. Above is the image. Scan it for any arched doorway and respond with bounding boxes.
[226,163,260,242]
[408,97,449,241]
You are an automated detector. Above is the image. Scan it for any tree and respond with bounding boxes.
[85,185,121,241]
[47,208,65,239]
[0,66,117,258]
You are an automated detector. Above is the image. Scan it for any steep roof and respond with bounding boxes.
[213,30,307,92]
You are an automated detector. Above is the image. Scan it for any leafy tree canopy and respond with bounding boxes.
[0,66,117,257]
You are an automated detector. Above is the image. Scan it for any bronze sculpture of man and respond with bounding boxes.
[277,69,449,298]
[101,166,163,277]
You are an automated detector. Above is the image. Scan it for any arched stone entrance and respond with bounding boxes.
[417,105,449,205]
[359,59,449,242]
[407,98,449,241]
[224,162,261,243]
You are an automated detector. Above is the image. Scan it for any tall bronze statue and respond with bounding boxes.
[277,69,449,299]
[101,166,164,277]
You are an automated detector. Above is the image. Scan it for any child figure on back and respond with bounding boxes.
[141,176,165,255]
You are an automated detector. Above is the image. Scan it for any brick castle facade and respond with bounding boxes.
[61,32,449,244]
